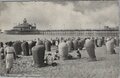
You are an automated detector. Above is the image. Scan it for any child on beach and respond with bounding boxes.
[45,53,57,67]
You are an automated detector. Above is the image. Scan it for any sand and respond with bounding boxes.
[0,45,119,78]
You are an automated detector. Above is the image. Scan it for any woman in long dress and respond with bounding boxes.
[4,42,16,74]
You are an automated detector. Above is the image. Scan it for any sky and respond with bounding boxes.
[0,1,119,31]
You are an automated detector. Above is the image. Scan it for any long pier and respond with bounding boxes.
[38,29,119,37]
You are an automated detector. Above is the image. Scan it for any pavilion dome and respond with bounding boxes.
[14,18,33,28]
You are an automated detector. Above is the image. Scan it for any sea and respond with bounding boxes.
[0,33,77,43]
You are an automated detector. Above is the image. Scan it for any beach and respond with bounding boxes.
[0,43,119,78]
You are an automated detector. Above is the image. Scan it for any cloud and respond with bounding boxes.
[0,1,119,31]
[0,2,8,14]
[72,1,117,13]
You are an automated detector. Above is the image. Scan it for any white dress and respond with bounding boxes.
[5,47,15,69]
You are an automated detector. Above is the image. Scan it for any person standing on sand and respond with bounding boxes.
[4,42,16,74]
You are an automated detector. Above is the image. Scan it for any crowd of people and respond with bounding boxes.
[0,36,119,74]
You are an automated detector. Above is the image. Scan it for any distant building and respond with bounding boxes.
[13,18,36,31]
[104,26,119,30]
[4,18,39,34]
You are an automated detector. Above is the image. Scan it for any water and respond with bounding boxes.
[0,33,54,42]
[0,33,76,43]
